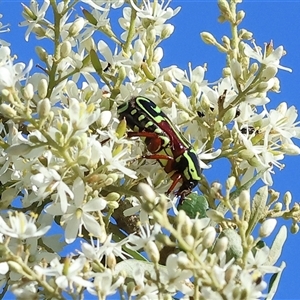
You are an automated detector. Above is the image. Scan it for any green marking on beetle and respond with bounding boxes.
[145,121,154,128]
[138,115,146,121]
[131,109,137,115]
[117,102,128,113]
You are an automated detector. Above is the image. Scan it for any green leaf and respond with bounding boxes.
[266,261,286,300]
[246,185,268,236]
[90,49,103,74]
[178,193,208,219]
[219,228,243,260]
[115,259,166,279]
[267,225,287,266]
[82,8,97,26]
[214,168,268,220]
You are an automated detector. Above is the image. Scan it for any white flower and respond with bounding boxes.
[97,234,130,265]
[159,253,193,294]
[246,246,281,274]
[265,102,300,144]
[130,0,181,23]
[98,144,137,179]
[0,59,33,90]
[0,212,50,239]
[34,257,92,290]
[173,64,208,99]
[130,265,158,298]
[87,269,125,297]
[127,223,161,251]
[259,219,277,238]
[244,42,292,72]
[78,234,129,266]
[31,165,73,213]
[80,0,112,10]
[19,0,50,41]
[66,98,101,132]
[46,177,106,243]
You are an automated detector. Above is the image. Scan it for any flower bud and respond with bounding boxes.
[200,32,217,45]
[161,24,174,39]
[0,104,17,118]
[218,0,233,21]
[256,82,270,92]
[236,10,245,25]
[225,265,238,283]
[222,36,230,49]
[107,173,118,183]
[105,192,120,202]
[175,83,183,94]
[259,218,277,238]
[177,254,191,269]
[23,83,34,100]
[290,223,299,234]
[239,29,253,40]
[37,98,51,118]
[247,235,254,246]
[32,24,46,38]
[184,235,195,247]
[239,190,250,211]
[226,176,236,191]
[60,41,72,58]
[145,240,160,263]
[281,143,300,155]
[248,156,261,167]
[222,138,233,150]
[146,27,156,45]
[222,67,231,77]
[35,46,48,62]
[176,209,188,227]
[200,94,211,111]
[270,77,280,93]
[178,111,189,123]
[223,107,237,124]
[137,183,156,203]
[99,111,112,128]
[107,253,116,269]
[273,202,282,212]
[230,59,242,80]
[107,201,119,209]
[284,191,292,208]
[214,236,228,257]
[153,47,163,63]
[38,79,48,99]
[211,181,222,198]
[261,66,278,81]
[249,63,259,74]
[202,227,216,248]
[214,120,224,135]
[68,17,85,37]
[269,189,280,204]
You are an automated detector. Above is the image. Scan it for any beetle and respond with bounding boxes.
[118,96,201,203]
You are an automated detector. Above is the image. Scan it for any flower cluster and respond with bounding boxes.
[0,0,297,299]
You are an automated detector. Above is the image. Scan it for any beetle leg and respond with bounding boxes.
[127,131,159,139]
[166,172,182,195]
[127,131,164,153]
[142,154,174,161]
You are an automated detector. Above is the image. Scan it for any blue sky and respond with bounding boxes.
[0,0,300,299]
